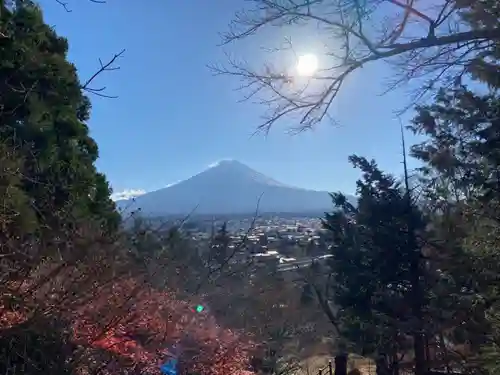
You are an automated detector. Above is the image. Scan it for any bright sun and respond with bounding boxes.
[296,53,318,76]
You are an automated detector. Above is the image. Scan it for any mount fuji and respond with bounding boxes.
[116,160,350,216]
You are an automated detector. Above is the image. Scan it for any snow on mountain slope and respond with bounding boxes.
[117,160,347,216]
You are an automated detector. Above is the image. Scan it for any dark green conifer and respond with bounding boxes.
[0,2,120,242]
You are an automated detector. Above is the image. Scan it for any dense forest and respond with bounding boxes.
[0,0,500,375]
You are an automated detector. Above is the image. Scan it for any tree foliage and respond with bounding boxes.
[322,155,428,373]
[70,278,253,375]
[0,1,120,240]
[1,270,254,374]
[407,84,500,373]
[317,83,500,375]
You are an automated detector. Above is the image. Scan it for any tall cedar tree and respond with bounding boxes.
[0,1,120,245]
[322,155,429,374]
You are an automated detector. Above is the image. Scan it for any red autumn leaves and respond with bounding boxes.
[1,277,254,375]
[73,278,254,374]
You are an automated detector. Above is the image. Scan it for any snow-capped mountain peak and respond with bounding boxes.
[116,161,341,216]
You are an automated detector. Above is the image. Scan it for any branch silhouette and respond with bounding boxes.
[55,0,106,12]
[82,50,126,99]
[214,0,500,132]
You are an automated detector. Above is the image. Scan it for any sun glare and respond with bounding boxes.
[296,53,318,76]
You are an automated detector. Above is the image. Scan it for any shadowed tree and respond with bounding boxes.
[320,155,429,375]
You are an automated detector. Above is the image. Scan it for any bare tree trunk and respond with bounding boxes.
[401,125,427,375]
[334,353,348,375]
[391,361,400,375]
[390,348,400,375]
[439,331,452,374]
[376,355,390,375]
[425,333,432,369]
[413,333,427,375]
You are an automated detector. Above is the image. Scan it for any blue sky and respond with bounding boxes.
[39,0,423,199]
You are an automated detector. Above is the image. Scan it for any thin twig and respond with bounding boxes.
[82,50,125,99]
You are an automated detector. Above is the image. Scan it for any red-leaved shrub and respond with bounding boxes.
[1,274,254,375]
[70,277,254,375]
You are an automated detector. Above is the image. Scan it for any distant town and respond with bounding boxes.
[175,213,332,272]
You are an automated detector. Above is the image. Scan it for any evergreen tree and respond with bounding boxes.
[322,155,429,375]
[409,86,500,373]
[0,2,120,243]
[457,0,500,89]
[410,87,500,204]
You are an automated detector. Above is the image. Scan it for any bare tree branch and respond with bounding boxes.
[81,49,125,99]
[55,0,106,12]
[48,0,124,99]
[213,0,500,133]
[195,193,263,293]
[54,0,71,12]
